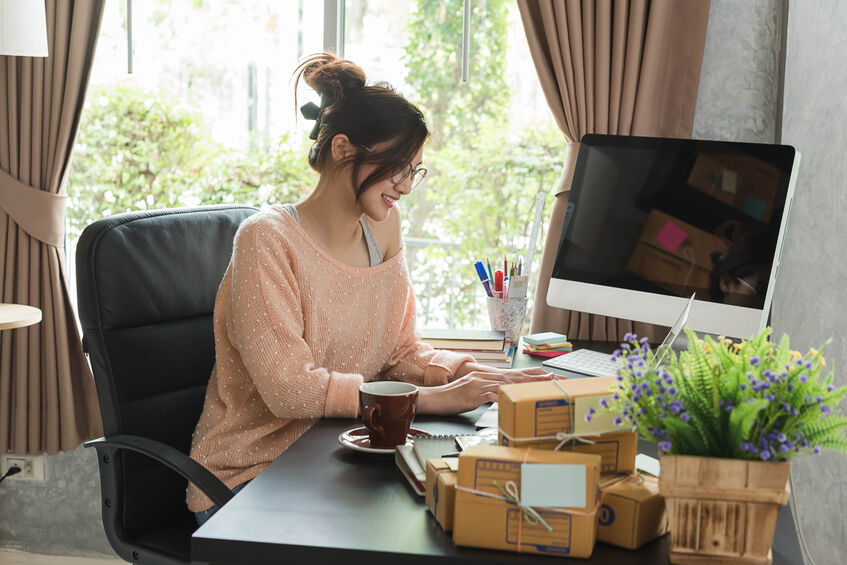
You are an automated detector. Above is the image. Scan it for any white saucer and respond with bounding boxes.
[338,426,430,454]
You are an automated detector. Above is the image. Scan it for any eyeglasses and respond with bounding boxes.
[734,275,767,295]
[358,143,428,190]
[390,163,428,190]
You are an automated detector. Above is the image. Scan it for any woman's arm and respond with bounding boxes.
[229,219,363,419]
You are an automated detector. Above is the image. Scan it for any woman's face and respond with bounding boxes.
[356,145,424,222]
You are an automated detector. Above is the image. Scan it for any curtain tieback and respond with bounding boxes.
[0,168,67,247]
[554,142,581,196]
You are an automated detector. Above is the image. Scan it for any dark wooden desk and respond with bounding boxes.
[192,345,805,565]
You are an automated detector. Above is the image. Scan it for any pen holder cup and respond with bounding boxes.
[486,297,527,343]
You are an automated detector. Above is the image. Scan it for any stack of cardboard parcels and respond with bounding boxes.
[423,377,667,556]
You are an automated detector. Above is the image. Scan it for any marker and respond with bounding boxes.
[493,269,504,298]
[474,260,494,297]
[486,259,494,282]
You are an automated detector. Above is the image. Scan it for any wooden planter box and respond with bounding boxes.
[658,454,791,565]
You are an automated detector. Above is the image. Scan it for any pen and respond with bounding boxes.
[474,260,494,297]
[441,452,460,457]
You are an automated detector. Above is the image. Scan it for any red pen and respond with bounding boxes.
[493,269,504,298]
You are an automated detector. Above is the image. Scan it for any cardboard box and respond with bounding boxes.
[498,378,619,441]
[425,458,458,531]
[452,445,601,558]
[597,474,667,549]
[517,430,639,475]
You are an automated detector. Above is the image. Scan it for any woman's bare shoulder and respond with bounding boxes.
[367,206,403,261]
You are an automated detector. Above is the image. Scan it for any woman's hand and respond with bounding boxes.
[417,364,556,415]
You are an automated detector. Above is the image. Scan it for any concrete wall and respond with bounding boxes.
[774,2,847,564]
[0,447,113,556]
[692,0,783,143]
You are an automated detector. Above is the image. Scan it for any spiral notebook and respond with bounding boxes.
[411,435,462,469]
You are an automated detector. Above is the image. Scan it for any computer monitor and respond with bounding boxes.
[546,134,800,339]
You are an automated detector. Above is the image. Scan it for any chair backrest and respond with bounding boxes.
[76,206,257,560]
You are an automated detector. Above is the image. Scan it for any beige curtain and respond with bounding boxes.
[519,0,711,342]
[0,1,104,454]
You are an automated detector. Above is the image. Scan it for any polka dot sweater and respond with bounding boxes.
[186,206,473,511]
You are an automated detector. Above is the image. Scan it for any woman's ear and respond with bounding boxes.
[330,134,354,163]
[719,273,733,293]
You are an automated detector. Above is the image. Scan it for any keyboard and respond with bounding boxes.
[542,348,617,377]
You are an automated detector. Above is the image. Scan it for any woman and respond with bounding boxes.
[187,53,552,522]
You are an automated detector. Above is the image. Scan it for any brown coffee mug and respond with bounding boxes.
[359,381,419,448]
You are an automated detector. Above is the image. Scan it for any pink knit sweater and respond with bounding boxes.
[186,206,473,511]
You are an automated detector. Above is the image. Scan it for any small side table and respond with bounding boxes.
[0,303,42,330]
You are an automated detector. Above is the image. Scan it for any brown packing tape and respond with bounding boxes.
[597,473,667,549]
[452,446,601,558]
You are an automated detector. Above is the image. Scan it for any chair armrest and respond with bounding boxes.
[85,434,234,508]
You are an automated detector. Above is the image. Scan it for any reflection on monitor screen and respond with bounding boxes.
[546,134,799,339]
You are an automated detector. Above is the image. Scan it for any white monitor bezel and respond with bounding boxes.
[546,143,800,340]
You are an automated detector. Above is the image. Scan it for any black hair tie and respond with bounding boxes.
[300,101,321,140]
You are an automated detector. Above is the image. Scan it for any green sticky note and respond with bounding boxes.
[520,463,586,509]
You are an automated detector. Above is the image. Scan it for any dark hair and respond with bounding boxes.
[710,231,773,299]
[293,52,429,199]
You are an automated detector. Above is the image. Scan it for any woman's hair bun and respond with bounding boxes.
[295,52,366,102]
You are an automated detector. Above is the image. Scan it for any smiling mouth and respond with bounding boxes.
[382,194,398,207]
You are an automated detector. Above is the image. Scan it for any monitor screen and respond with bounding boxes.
[547,134,799,338]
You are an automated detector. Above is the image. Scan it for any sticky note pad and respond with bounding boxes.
[521,463,586,508]
[655,220,688,252]
[741,195,767,221]
[721,170,738,194]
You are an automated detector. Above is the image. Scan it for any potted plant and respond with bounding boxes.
[602,327,847,564]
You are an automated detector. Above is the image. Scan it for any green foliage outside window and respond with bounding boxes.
[69,0,566,329]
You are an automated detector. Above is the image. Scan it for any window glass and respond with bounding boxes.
[344,0,565,330]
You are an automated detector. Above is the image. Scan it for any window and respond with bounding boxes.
[68,0,564,331]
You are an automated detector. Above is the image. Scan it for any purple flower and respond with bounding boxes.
[821,405,832,414]
[764,394,775,402]
[740,384,747,391]
[814,445,822,455]
[613,416,623,426]
[804,361,813,370]
[623,333,636,341]
[600,398,608,408]
[669,400,684,414]
[799,373,808,383]
[816,396,824,404]
[658,440,671,451]
[668,386,677,395]
[680,412,690,422]
[760,450,771,460]
[782,403,791,412]
[612,392,619,400]
[659,412,667,419]
[828,384,836,392]
[780,444,790,453]
[777,433,787,442]
[750,357,761,367]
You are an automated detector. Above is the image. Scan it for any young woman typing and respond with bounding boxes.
[187,53,553,523]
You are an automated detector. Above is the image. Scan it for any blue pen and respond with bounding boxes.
[474,260,494,298]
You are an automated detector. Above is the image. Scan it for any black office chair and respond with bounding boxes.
[76,205,258,564]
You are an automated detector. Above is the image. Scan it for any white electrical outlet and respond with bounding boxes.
[1,454,46,482]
